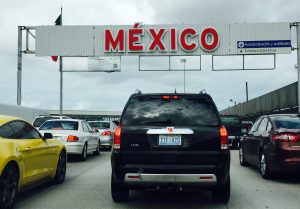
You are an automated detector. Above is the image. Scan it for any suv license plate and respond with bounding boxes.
[159,135,181,146]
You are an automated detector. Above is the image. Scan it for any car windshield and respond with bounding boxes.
[273,117,300,129]
[221,116,241,124]
[39,120,79,131]
[122,96,219,126]
[88,121,110,129]
[33,117,56,127]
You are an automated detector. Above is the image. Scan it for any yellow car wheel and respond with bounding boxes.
[53,151,67,184]
[0,163,19,209]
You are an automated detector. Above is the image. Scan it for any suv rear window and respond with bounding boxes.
[122,96,219,126]
[39,120,79,130]
[33,117,56,127]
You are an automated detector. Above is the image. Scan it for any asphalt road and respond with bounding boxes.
[14,150,300,209]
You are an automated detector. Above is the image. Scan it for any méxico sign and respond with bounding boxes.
[35,23,291,57]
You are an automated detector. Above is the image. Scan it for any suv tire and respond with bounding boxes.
[111,175,129,202]
[212,176,230,203]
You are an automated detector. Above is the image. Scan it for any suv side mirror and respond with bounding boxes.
[43,133,53,140]
[94,129,99,133]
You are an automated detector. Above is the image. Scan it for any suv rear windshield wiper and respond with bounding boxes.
[143,119,173,125]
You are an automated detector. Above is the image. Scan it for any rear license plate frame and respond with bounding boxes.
[159,134,182,146]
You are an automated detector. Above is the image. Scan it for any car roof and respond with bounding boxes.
[132,93,211,96]
[268,114,299,118]
[88,120,110,123]
[35,115,68,118]
[130,93,213,101]
[42,119,82,122]
[0,115,22,126]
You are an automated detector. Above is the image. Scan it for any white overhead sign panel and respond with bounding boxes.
[88,57,121,71]
[35,23,291,57]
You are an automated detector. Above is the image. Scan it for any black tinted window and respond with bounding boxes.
[273,117,300,129]
[10,121,41,139]
[122,96,219,126]
[0,124,15,138]
[39,121,79,131]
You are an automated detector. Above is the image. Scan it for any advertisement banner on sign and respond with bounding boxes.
[88,57,121,72]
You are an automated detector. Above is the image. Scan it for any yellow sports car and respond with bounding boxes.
[0,115,66,209]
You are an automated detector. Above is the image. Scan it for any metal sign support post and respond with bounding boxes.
[59,57,63,115]
[17,26,23,105]
[59,7,63,115]
[180,58,187,93]
[297,23,300,113]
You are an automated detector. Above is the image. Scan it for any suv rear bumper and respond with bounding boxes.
[125,173,217,186]
[111,150,230,188]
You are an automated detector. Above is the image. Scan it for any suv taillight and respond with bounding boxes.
[113,126,121,149]
[101,130,111,136]
[220,125,228,149]
[161,95,181,99]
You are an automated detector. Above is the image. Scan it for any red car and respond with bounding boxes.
[239,114,300,179]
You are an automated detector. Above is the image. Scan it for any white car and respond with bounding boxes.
[39,119,100,160]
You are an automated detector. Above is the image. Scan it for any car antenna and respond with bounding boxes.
[174,88,177,93]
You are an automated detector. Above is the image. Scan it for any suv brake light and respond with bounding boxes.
[220,125,228,149]
[67,135,79,142]
[113,126,121,149]
[101,130,111,136]
[161,95,181,99]
[272,133,300,142]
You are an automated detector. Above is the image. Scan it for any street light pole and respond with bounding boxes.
[180,58,186,93]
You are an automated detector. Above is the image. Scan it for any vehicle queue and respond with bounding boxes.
[0,92,300,208]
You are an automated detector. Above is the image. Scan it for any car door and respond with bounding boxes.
[9,121,56,184]
[85,121,98,150]
[243,118,262,163]
[250,117,268,165]
[81,121,96,151]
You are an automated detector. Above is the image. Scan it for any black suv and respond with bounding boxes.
[111,91,230,203]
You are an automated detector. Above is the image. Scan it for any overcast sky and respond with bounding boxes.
[0,0,299,112]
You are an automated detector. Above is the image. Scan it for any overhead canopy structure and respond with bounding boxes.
[35,23,292,57]
[19,22,300,114]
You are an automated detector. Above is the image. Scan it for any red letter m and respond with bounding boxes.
[105,29,125,52]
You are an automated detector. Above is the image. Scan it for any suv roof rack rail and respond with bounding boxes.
[134,89,142,94]
[199,89,207,94]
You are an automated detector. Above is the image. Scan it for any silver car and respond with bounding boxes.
[39,119,100,160]
[88,120,118,150]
